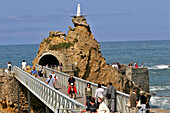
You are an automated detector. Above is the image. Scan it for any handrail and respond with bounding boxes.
[42,66,129,97]
[13,66,85,113]
[36,64,130,113]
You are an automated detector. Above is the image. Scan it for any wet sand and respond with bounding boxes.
[149,108,170,113]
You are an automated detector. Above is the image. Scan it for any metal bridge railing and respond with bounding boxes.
[37,65,130,113]
[13,66,85,113]
[44,65,76,72]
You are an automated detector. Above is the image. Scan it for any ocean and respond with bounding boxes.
[0,40,170,110]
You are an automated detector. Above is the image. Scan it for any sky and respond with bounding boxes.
[0,0,170,45]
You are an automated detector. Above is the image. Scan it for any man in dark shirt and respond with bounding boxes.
[138,91,147,113]
[79,97,98,113]
[129,89,137,113]
[105,82,116,112]
[68,75,76,86]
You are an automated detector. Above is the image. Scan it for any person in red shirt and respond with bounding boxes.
[68,83,77,99]
[135,62,138,68]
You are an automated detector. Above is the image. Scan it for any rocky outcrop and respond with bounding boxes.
[49,31,66,39]
[0,70,47,113]
[33,16,139,94]
[0,73,18,112]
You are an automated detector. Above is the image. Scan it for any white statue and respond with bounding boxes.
[77,4,81,16]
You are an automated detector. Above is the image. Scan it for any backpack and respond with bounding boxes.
[106,86,113,99]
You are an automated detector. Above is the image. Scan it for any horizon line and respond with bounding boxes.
[0,39,170,46]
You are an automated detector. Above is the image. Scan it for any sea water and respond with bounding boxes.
[0,40,170,110]
[100,40,170,110]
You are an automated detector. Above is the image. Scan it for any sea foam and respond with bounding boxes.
[150,96,170,110]
[150,85,170,92]
[148,65,170,70]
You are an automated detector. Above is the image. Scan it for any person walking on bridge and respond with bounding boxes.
[95,84,104,102]
[30,67,37,77]
[50,71,58,81]
[105,82,116,113]
[129,88,138,113]
[68,83,77,99]
[46,75,55,88]
[38,65,43,77]
[79,97,98,113]
[68,75,76,86]
[97,95,110,113]
[137,91,147,113]
[85,83,92,106]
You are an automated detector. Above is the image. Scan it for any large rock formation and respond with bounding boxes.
[33,16,138,94]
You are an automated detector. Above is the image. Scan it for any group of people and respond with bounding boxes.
[6,60,26,74]
[112,61,121,69]
[129,88,149,113]
[30,66,149,113]
[45,73,117,113]
[17,62,152,113]
[45,62,63,72]
[128,62,144,68]
[30,65,48,78]
[79,82,116,113]
[6,61,149,113]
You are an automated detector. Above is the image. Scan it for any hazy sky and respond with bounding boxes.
[0,0,170,45]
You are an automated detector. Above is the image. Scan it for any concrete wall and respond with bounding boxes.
[126,67,149,92]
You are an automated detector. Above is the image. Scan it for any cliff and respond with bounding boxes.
[33,16,138,94]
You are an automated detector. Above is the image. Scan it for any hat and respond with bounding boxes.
[98,95,104,100]
[140,91,145,94]
[71,83,74,86]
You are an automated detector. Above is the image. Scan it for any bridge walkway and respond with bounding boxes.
[37,65,130,113]
[13,65,130,113]
[38,77,86,105]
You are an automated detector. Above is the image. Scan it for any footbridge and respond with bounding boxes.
[13,65,130,113]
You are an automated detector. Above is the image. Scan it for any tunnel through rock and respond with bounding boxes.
[39,54,59,66]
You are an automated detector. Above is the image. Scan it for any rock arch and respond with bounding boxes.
[38,54,59,66]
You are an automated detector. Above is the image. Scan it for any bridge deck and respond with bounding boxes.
[38,77,86,106]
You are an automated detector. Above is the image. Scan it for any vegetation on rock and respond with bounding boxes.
[50,36,54,38]
[44,38,51,43]
[73,38,78,43]
[49,42,73,50]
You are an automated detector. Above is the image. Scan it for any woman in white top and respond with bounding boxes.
[97,95,110,113]
[21,60,27,70]
[50,71,58,81]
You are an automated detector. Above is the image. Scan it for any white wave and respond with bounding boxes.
[148,65,170,70]
[150,96,170,109]
[150,71,157,74]
[150,85,170,92]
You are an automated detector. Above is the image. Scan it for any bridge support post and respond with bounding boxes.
[45,106,49,113]
[17,80,20,113]
[27,89,31,113]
